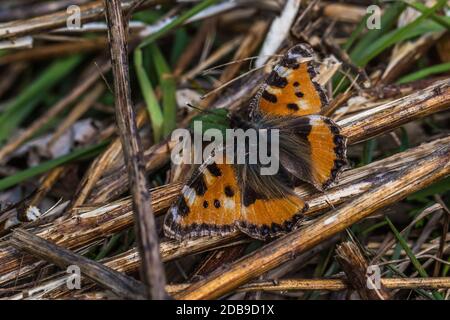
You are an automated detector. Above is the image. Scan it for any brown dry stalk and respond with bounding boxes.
[381,32,444,84]
[173,19,214,77]
[5,234,246,299]
[0,38,107,66]
[197,19,269,108]
[340,79,450,144]
[218,20,269,86]
[0,63,27,98]
[181,36,244,83]
[0,0,90,21]
[433,196,450,277]
[0,184,179,285]
[0,0,163,40]
[322,3,368,23]
[103,0,166,299]
[10,229,146,299]
[335,242,391,300]
[165,277,450,295]
[28,166,67,208]
[174,144,450,299]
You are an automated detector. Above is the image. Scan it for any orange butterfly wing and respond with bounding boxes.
[164,162,241,239]
[238,189,306,240]
[255,44,347,190]
[257,44,328,117]
[306,116,347,189]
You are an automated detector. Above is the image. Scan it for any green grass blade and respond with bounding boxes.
[343,13,370,52]
[0,141,107,191]
[356,0,447,67]
[138,0,218,49]
[349,2,407,62]
[403,1,450,30]
[134,48,163,142]
[95,233,122,260]
[334,2,406,91]
[149,43,177,137]
[385,217,443,300]
[171,28,189,66]
[0,55,82,145]
[361,139,377,165]
[386,217,428,276]
[396,62,450,84]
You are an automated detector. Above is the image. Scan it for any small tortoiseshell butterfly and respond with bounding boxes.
[164,44,348,240]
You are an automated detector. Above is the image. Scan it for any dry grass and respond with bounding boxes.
[0,0,449,300]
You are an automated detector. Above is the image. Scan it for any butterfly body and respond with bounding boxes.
[165,44,348,241]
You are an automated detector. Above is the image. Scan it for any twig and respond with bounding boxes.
[0,38,107,66]
[0,0,159,40]
[335,241,391,300]
[103,0,166,299]
[173,19,213,77]
[28,167,68,209]
[10,274,450,299]
[433,195,450,277]
[166,277,450,295]
[9,229,146,299]
[340,79,450,144]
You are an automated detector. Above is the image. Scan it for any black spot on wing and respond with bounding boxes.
[243,185,267,207]
[287,103,299,111]
[214,199,221,208]
[191,173,207,196]
[203,200,208,208]
[224,185,235,197]
[267,72,288,88]
[261,90,277,103]
[207,163,222,177]
[291,117,312,139]
[295,91,304,98]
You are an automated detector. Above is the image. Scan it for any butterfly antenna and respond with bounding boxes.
[185,103,218,116]
[201,55,282,75]
[201,63,271,100]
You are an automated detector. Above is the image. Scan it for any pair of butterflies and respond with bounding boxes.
[164,44,348,241]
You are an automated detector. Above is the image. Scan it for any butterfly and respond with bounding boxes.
[164,44,348,241]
